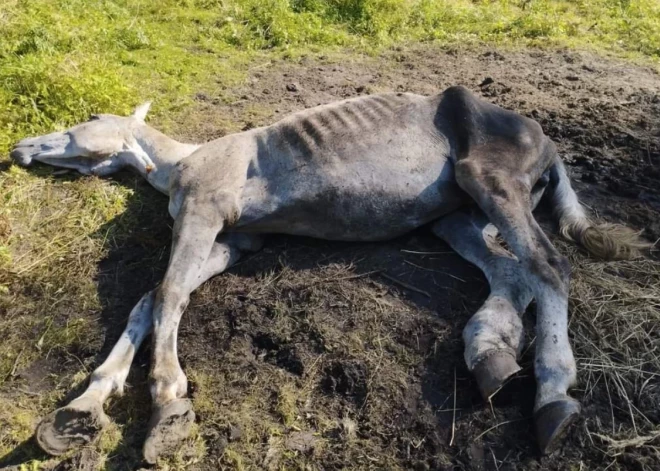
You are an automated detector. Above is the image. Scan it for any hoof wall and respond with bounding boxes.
[472,351,521,400]
[36,397,109,456]
[143,399,195,464]
[535,398,581,455]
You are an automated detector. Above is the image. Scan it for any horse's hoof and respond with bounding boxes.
[36,396,110,456]
[472,351,521,400]
[535,398,581,455]
[143,398,195,464]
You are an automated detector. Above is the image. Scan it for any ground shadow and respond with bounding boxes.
[0,437,50,469]
[91,173,170,470]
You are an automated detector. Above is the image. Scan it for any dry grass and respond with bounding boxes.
[561,239,660,459]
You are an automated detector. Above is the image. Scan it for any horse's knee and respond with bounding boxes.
[529,252,570,294]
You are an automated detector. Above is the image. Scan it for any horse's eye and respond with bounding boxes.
[89,114,101,121]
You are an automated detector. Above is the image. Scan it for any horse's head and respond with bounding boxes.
[10,102,151,175]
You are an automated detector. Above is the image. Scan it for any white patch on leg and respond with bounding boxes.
[82,291,155,403]
[533,288,577,410]
[463,295,525,370]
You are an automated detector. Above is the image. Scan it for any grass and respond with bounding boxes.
[0,166,131,380]
[557,240,660,446]
[1,1,660,154]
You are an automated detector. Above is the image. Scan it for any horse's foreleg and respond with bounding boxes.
[34,233,262,457]
[433,208,533,399]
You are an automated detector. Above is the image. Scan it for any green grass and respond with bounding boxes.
[1,0,660,155]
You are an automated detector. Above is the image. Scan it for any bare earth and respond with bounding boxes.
[2,45,660,470]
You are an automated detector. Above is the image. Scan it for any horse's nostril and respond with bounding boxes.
[10,148,33,166]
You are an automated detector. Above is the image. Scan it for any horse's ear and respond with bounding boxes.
[132,102,152,122]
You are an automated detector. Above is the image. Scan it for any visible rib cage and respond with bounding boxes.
[271,93,415,157]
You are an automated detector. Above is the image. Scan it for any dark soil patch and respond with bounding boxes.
[252,332,305,376]
[322,360,368,404]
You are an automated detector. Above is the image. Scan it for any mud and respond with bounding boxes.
[4,45,660,470]
[36,397,109,456]
[143,399,196,464]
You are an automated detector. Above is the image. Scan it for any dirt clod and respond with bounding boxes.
[322,360,368,404]
[252,333,305,375]
[480,77,494,87]
[285,431,316,453]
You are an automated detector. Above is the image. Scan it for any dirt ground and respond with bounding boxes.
[2,45,660,470]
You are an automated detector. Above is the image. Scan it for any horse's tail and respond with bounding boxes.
[548,154,650,260]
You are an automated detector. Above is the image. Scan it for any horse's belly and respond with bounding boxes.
[233,170,465,241]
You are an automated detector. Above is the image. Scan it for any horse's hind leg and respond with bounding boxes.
[35,233,263,456]
[432,208,533,399]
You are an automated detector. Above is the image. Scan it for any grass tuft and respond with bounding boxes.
[276,383,299,427]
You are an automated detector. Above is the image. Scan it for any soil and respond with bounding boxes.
[4,45,660,470]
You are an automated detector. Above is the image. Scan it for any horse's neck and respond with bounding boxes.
[133,125,201,194]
